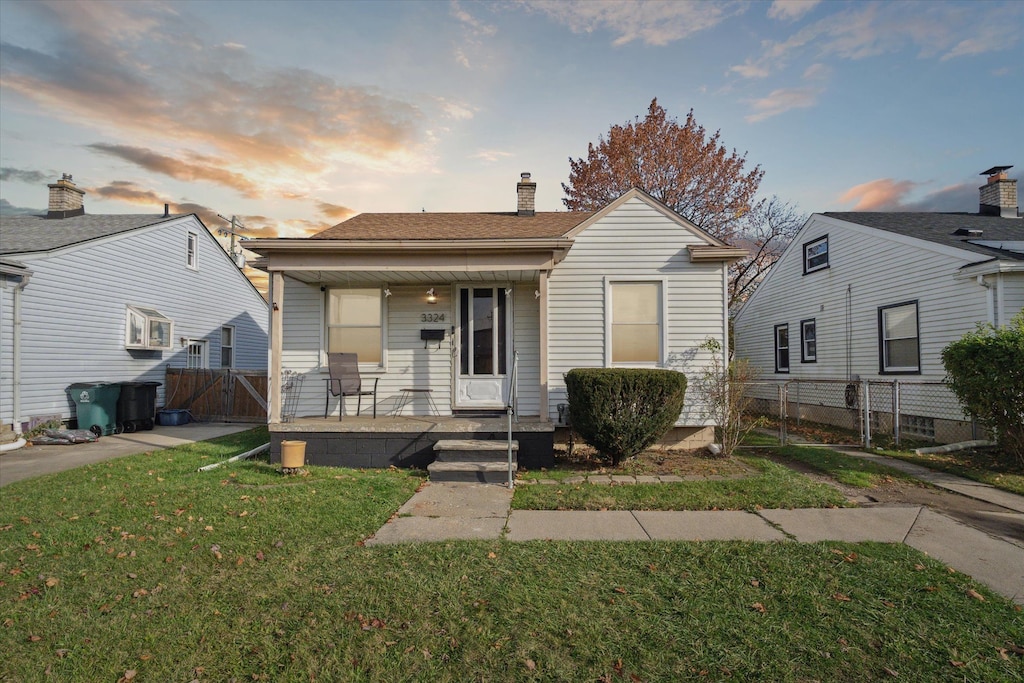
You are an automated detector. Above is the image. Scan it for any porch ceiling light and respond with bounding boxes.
[426,288,438,304]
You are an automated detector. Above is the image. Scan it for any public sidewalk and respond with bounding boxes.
[366,481,1024,604]
[0,423,255,487]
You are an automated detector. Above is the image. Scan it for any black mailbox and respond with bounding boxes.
[420,329,445,341]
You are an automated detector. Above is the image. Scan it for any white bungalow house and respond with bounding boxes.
[0,175,269,440]
[733,166,1023,442]
[244,174,744,471]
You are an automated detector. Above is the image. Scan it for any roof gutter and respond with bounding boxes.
[242,237,575,253]
[955,259,1024,278]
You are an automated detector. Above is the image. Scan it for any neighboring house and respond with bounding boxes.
[733,166,1023,441]
[244,173,744,469]
[0,175,269,435]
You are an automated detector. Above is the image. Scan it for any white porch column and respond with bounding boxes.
[538,270,549,422]
[269,271,284,423]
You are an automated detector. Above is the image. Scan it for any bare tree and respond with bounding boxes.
[729,196,805,308]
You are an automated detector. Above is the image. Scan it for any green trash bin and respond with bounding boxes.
[68,382,121,436]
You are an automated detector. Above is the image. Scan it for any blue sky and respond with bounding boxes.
[1,0,1022,241]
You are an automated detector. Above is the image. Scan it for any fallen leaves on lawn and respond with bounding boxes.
[832,593,852,602]
[751,602,767,614]
[883,666,898,677]
[525,659,536,671]
[965,589,985,602]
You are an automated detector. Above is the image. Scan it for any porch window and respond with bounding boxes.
[609,282,662,365]
[879,301,919,373]
[327,287,382,365]
[125,305,173,351]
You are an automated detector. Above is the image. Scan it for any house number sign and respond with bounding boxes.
[421,313,446,322]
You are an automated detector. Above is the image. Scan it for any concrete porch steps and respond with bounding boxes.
[428,439,518,484]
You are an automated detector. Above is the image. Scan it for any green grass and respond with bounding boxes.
[761,443,920,488]
[3,430,1023,682]
[877,447,1024,496]
[512,457,849,510]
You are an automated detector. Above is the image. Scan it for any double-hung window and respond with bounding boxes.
[221,326,235,368]
[125,306,173,351]
[879,301,920,373]
[609,281,662,365]
[803,235,829,274]
[774,324,790,373]
[800,319,817,363]
[187,232,198,270]
[327,287,383,365]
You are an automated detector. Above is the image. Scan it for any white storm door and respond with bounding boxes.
[455,286,510,409]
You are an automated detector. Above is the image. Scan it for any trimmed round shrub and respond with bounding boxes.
[565,368,688,466]
[942,313,1024,462]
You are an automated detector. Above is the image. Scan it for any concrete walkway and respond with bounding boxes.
[0,423,255,486]
[366,480,1024,604]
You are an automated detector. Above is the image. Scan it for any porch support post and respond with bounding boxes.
[538,270,550,422]
[269,270,284,424]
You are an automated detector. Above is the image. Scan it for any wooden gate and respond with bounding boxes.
[164,369,267,422]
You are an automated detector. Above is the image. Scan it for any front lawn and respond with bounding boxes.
[3,431,1022,682]
[512,457,849,510]
[879,446,1024,496]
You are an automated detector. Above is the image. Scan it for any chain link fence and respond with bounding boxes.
[741,379,979,448]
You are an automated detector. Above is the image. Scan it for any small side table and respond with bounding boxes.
[395,388,440,416]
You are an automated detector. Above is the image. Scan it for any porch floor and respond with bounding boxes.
[268,415,555,471]
[270,415,554,434]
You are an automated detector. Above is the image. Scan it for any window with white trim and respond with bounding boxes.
[610,282,662,365]
[326,287,383,365]
[803,235,829,274]
[125,305,173,351]
[774,324,790,373]
[221,326,234,368]
[800,318,816,363]
[879,301,920,373]
[187,232,198,269]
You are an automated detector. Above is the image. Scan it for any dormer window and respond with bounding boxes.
[803,235,829,274]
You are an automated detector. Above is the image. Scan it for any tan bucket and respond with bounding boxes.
[280,440,306,469]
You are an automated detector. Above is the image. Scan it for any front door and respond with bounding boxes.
[454,285,511,409]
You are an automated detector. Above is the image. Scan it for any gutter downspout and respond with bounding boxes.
[12,272,31,444]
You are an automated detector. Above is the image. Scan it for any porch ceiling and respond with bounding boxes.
[284,269,541,284]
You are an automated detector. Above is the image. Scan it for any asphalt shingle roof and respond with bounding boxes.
[0,214,184,255]
[312,211,595,240]
[823,212,1024,261]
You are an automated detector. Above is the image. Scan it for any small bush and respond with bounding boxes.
[565,368,687,466]
[942,313,1024,463]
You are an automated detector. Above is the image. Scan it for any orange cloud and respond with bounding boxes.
[317,202,356,221]
[88,144,262,198]
[838,178,918,210]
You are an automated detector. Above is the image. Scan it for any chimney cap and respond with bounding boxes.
[981,165,1013,177]
[520,172,533,183]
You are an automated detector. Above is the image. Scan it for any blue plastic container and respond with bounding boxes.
[156,409,190,426]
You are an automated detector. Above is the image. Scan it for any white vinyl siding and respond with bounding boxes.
[548,196,727,426]
[7,217,268,424]
[734,215,993,383]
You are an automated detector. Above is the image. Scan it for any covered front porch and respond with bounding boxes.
[269,415,556,470]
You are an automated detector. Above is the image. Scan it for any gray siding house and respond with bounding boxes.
[733,167,1023,441]
[0,176,269,435]
[244,174,744,470]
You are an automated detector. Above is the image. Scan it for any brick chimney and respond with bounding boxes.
[517,172,536,217]
[978,166,1018,218]
[47,174,85,219]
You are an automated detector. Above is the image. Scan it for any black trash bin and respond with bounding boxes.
[116,381,161,432]
[68,382,121,436]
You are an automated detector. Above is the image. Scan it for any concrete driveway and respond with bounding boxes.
[0,422,257,487]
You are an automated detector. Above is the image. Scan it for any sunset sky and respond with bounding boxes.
[2,0,1022,248]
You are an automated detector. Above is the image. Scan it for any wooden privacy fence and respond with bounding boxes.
[164,369,267,423]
